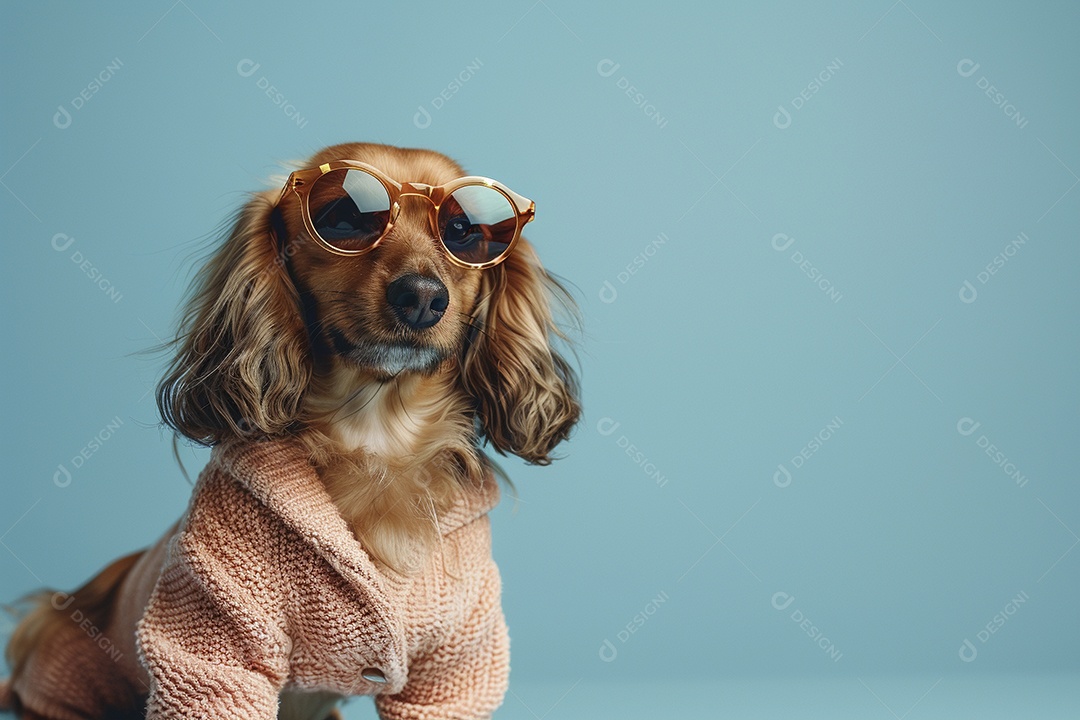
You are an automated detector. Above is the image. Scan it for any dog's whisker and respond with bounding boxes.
[327,379,385,423]
[459,317,492,343]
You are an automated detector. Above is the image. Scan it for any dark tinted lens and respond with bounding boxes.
[308,169,391,252]
[438,185,517,265]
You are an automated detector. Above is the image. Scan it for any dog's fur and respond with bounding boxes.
[4,143,579,716]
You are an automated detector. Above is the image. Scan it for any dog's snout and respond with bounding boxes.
[386,273,449,330]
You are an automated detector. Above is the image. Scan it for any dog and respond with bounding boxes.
[2,142,580,719]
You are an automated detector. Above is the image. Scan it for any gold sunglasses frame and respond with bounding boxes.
[277,160,535,269]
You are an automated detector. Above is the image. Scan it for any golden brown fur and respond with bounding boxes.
[4,551,144,718]
[157,142,579,572]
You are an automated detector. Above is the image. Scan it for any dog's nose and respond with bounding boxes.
[386,273,449,329]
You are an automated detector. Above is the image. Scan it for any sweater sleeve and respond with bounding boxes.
[136,472,291,720]
[375,559,510,720]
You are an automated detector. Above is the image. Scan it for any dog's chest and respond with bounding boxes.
[333,413,421,457]
[325,386,429,458]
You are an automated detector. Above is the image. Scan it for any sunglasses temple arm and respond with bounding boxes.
[503,187,535,216]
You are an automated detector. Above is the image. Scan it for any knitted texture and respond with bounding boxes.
[2,440,510,720]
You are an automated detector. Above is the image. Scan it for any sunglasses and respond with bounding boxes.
[277,160,535,269]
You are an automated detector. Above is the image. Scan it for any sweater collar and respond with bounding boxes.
[209,439,501,541]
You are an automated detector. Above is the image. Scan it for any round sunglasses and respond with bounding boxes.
[277,160,535,269]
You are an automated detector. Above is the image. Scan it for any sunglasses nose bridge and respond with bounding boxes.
[396,184,443,234]
[398,182,436,200]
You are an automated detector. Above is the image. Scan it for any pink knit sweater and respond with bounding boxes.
[1,440,510,719]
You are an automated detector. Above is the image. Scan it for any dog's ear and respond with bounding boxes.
[462,241,580,464]
[157,192,310,445]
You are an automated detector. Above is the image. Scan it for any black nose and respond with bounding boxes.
[385,273,449,329]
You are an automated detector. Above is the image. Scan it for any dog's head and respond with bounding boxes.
[158,143,579,464]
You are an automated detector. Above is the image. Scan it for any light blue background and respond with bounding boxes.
[2,2,1077,717]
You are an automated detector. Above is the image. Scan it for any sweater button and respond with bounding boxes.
[362,667,387,684]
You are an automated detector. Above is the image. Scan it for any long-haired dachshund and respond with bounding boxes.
[2,143,579,719]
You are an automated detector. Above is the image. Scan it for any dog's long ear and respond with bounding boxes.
[462,241,580,464]
[157,192,309,445]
